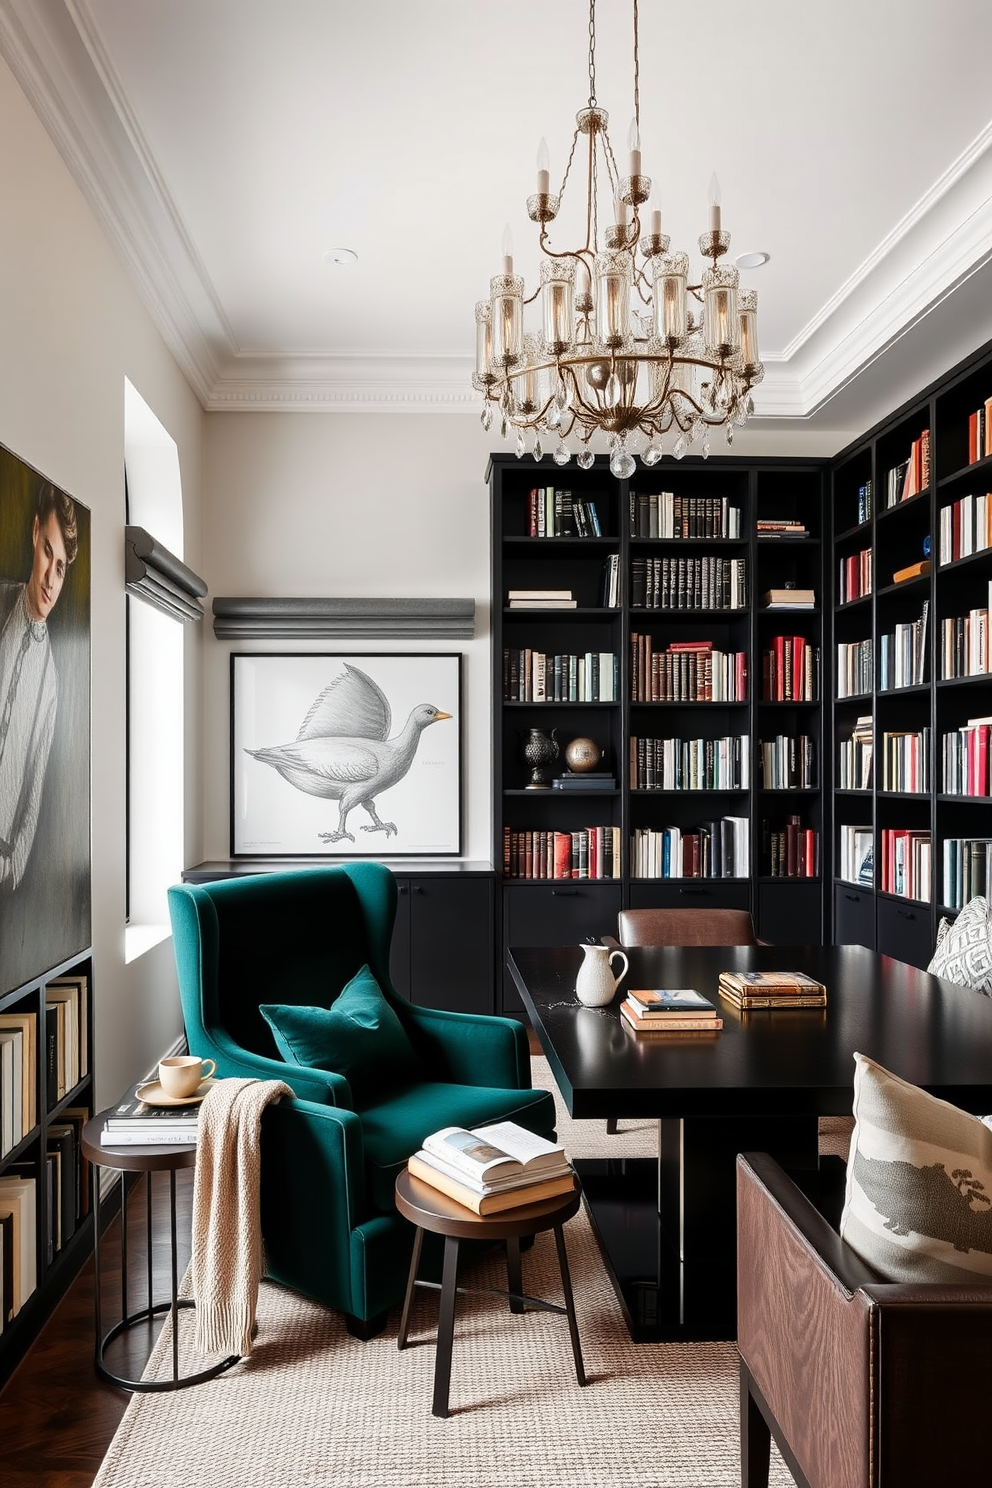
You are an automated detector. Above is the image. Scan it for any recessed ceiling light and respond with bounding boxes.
[323,247,358,266]
[735,250,770,269]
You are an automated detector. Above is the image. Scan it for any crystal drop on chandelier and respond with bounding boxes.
[481,404,493,432]
[673,435,687,460]
[643,442,663,466]
[577,448,595,470]
[725,426,734,446]
[515,431,526,458]
[533,438,544,461]
[604,373,621,409]
[610,447,636,480]
[553,441,571,466]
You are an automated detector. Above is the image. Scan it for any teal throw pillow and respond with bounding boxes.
[260,964,422,1104]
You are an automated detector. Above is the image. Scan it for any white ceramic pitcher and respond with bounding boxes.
[575,943,629,1007]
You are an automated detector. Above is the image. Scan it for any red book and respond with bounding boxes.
[805,829,817,878]
[977,725,990,795]
[554,832,571,880]
[528,488,538,537]
[774,637,785,701]
[969,412,978,465]
[736,651,748,701]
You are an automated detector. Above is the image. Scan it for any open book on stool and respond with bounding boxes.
[408,1120,576,1216]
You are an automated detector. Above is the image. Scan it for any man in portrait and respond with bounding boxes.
[0,482,78,891]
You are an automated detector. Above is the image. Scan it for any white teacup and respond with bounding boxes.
[158,1054,216,1098]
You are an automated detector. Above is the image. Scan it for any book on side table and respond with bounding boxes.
[408,1120,575,1216]
[100,1076,203,1146]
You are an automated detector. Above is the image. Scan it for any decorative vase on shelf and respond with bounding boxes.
[520,727,559,788]
[564,736,603,773]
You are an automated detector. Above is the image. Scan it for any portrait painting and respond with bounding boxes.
[0,442,91,998]
[231,652,462,856]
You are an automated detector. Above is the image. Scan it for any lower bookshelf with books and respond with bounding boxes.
[0,949,93,1387]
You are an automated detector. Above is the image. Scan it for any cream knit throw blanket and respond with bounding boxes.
[191,1076,293,1357]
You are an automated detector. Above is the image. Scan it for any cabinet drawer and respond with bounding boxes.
[834,883,874,950]
[628,881,751,912]
[502,883,622,1013]
[876,896,933,970]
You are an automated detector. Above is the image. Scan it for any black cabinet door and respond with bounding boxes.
[876,895,933,970]
[503,883,623,1013]
[404,877,494,1016]
[757,881,823,945]
[833,883,875,950]
[389,880,414,998]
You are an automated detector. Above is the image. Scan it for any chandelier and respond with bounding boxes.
[472,0,764,480]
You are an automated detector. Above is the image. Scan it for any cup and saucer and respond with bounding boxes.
[137,1054,218,1106]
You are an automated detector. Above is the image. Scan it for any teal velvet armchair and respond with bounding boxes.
[167,862,555,1335]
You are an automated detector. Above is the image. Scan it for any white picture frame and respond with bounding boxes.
[230,652,462,857]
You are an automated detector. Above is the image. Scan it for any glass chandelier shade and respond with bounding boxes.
[472,0,765,477]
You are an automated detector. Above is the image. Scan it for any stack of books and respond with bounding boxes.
[619,987,723,1038]
[407,1121,575,1215]
[506,588,576,609]
[717,970,827,1010]
[100,1080,202,1147]
[551,771,616,791]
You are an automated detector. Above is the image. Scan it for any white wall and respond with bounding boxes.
[0,56,205,1108]
[202,412,497,860]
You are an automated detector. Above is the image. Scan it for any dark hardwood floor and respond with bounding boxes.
[0,1169,194,1488]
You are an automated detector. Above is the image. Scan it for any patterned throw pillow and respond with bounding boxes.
[926,895,992,996]
[840,1052,992,1282]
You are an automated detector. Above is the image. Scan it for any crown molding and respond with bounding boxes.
[3,1,991,420]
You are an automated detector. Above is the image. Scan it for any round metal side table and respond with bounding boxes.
[82,1111,240,1391]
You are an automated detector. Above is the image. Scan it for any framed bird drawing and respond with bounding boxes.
[231,653,461,856]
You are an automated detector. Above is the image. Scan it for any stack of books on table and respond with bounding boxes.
[100,1081,201,1147]
[718,970,827,1010]
[407,1121,575,1215]
[619,988,723,1038]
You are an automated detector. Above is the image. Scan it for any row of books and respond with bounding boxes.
[527,487,602,538]
[629,733,750,791]
[629,555,748,611]
[408,1122,574,1216]
[942,838,992,911]
[761,818,819,879]
[760,636,820,702]
[502,826,621,881]
[838,547,872,604]
[502,650,618,703]
[600,553,621,607]
[630,636,748,703]
[939,492,992,564]
[886,429,930,507]
[718,970,826,1010]
[619,986,722,1039]
[880,828,932,901]
[940,595,991,678]
[838,715,873,791]
[629,817,750,880]
[941,718,992,797]
[836,639,873,699]
[838,824,874,887]
[880,728,931,793]
[0,1173,36,1328]
[629,492,743,540]
[966,399,992,464]
[756,519,810,539]
[757,734,817,791]
[45,974,89,1105]
[857,480,873,525]
[878,601,928,691]
[0,974,89,1160]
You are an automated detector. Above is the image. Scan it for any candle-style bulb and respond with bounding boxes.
[708,172,722,233]
[628,118,641,179]
[502,222,514,276]
[536,136,550,195]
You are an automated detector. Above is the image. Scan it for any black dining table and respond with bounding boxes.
[507,941,992,1342]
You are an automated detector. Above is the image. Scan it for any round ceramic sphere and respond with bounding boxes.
[564,736,603,773]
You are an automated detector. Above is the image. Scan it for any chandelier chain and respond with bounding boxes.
[632,0,640,131]
[587,0,597,107]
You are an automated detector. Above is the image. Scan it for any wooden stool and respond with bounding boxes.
[395,1168,587,1417]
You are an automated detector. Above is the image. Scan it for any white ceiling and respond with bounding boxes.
[3,0,992,446]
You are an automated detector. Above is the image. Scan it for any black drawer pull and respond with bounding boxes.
[844,893,859,903]
[679,886,708,896]
[398,885,408,895]
[552,889,578,897]
[896,909,916,921]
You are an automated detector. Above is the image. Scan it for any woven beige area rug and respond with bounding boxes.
[93,1059,796,1488]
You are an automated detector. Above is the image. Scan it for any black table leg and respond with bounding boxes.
[553,1223,586,1386]
[506,1237,524,1313]
[432,1236,460,1418]
[396,1226,424,1349]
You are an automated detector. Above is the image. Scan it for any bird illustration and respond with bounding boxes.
[245,663,451,844]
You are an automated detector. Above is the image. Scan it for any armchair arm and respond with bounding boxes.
[202,1026,351,1107]
[402,1005,531,1088]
